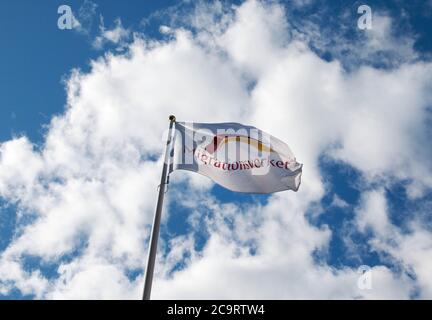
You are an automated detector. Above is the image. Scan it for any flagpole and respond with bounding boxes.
[142,115,176,300]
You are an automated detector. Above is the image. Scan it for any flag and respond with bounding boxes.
[171,121,302,194]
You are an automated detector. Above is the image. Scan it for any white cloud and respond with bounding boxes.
[73,0,98,35]
[394,226,432,298]
[331,194,349,209]
[292,9,420,69]
[356,189,391,236]
[47,257,141,299]
[0,0,431,299]
[0,137,44,203]
[218,0,289,77]
[353,189,432,299]
[154,192,412,299]
[93,18,131,49]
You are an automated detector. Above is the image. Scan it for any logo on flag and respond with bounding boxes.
[171,121,302,194]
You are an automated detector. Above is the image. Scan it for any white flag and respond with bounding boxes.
[171,121,302,194]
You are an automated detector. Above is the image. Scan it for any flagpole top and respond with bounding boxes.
[169,115,176,122]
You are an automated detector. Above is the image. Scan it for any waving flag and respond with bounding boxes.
[144,117,302,300]
[171,121,302,193]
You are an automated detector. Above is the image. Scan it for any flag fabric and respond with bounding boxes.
[171,121,302,194]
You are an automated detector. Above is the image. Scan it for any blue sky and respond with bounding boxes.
[0,0,177,144]
[2,0,431,143]
[0,0,431,299]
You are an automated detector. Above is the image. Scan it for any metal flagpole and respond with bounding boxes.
[142,115,176,300]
